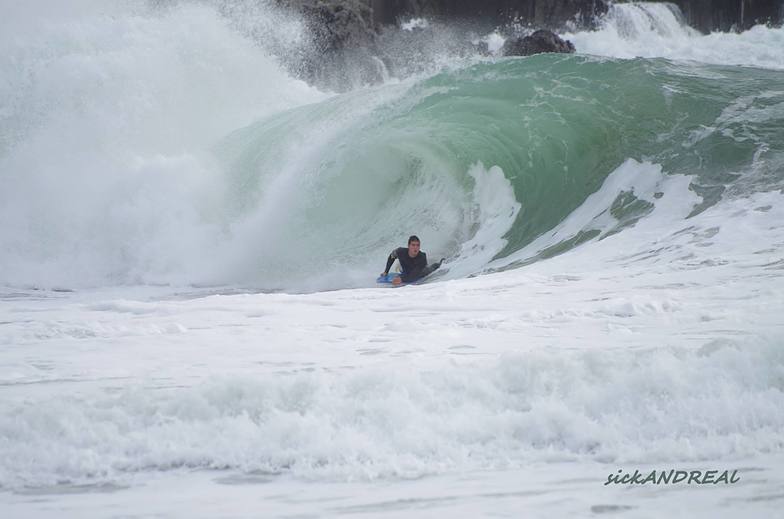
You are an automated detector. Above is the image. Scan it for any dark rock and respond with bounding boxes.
[276,0,377,51]
[501,29,575,56]
[372,1,782,33]
[370,0,609,30]
[672,0,783,33]
[374,19,492,77]
[272,1,783,90]
[299,0,377,51]
[276,0,385,90]
[528,0,609,28]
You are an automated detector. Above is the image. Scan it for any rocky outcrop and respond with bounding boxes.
[672,0,783,32]
[276,0,385,90]
[501,29,576,56]
[295,0,377,51]
[276,0,600,89]
[275,1,782,90]
[369,0,609,29]
[370,1,782,32]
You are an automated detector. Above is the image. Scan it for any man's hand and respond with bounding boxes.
[380,272,387,277]
[392,277,402,285]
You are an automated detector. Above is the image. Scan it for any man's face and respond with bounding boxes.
[408,240,420,257]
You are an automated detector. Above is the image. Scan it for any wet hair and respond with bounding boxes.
[408,235,420,245]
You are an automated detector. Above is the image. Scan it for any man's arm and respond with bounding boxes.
[382,249,398,275]
[401,255,445,283]
[420,258,444,278]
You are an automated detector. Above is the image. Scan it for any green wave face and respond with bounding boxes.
[219,55,784,286]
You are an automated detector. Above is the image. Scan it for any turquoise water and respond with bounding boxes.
[219,54,784,284]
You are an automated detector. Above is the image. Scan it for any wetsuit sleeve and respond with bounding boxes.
[383,249,398,274]
[420,259,442,278]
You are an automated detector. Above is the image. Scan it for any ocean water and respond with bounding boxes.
[1,1,783,517]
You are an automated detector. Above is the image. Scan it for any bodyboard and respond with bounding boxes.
[375,273,426,286]
[376,273,405,285]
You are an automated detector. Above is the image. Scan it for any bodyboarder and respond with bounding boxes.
[380,235,444,285]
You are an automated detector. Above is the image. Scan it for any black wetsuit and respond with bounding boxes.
[384,247,440,283]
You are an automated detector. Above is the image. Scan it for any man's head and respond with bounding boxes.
[407,235,420,257]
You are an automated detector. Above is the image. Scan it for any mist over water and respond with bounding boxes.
[0,1,782,292]
[0,0,324,288]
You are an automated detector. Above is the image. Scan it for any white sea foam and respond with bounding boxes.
[564,2,784,70]
[445,162,521,278]
[1,338,782,489]
[0,1,324,288]
[401,17,430,31]
[2,182,783,490]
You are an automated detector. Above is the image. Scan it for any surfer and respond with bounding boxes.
[380,235,444,285]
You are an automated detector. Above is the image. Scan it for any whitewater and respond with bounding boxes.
[1,1,783,517]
